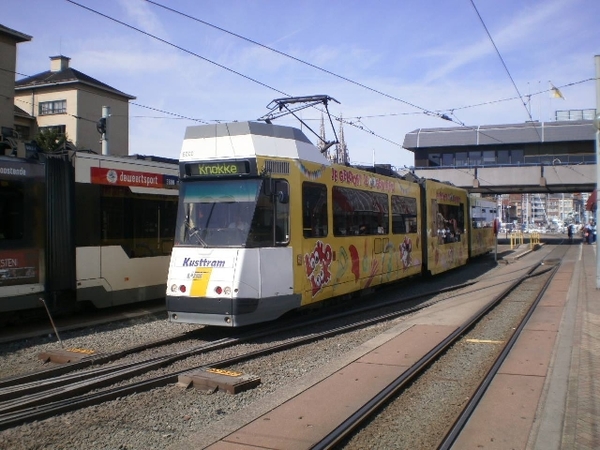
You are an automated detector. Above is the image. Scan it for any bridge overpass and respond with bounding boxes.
[411,163,596,195]
[403,119,598,195]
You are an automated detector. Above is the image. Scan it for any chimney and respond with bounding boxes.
[50,55,70,72]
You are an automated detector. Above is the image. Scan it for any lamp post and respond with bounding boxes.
[594,111,599,289]
[594,54,599,289]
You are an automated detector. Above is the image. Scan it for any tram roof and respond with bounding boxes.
[184,121,311,143]
[181,121,329,164]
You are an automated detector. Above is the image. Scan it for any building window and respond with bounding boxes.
[469,151,482,166]
[455,152,468,166]
[428,154,441,167]
[14,125,31,141]
[442,153,454,166]
[482,150,495,165]
[497,150,510,165]
[511,149,524,164]
[39,100,67,115]
[39,125,66,137]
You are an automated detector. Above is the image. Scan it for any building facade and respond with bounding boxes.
[404,120,596,169]
[14,55,135,156]
[0,24,31,156]
[403,119,597,227]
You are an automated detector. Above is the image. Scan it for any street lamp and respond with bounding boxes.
[594,112,599,289]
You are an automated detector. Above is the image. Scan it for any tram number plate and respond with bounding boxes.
[206,368,242,377]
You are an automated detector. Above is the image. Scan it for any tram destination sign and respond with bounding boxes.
[185,160,251,177]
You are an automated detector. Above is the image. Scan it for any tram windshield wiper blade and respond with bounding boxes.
[184,221,208,247]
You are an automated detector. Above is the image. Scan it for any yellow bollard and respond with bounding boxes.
[529,231,540,248]
[510,231,524,249]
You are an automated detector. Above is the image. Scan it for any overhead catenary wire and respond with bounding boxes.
[67,0,592,149]
[65,0,291,99]
[68,1,491,137]
[139,0,541,148]
[4,65,212,126]
[144,0,445,119]
[128,1,544,149]
[65,0,506,150]
[140,0,516,150]
[2,66,594,126]
[469,0,541,142]
[63,0,412,148]
[11,1,593,161]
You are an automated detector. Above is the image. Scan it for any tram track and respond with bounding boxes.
[0,246,569,450]
[0,252,545,432]
[0,260,490,386]
[436,265,557,450]
[0,293,463,430]
[317,245,568,450]
[0,256,500,390]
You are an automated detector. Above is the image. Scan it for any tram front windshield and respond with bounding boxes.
[175,178,276,248]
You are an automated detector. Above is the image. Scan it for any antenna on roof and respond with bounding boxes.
[258,95,340,153]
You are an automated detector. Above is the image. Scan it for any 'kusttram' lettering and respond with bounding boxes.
[182,257,226,268]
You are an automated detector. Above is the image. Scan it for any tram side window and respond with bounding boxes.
[391,195,417,234]
[471,205,497,228]
[0,177,44,249]
[75,184,101,247]
[131,197,178,256]
[302,182,328,238]
[0,181,25,242]
[78,185,178,258]
[432,201,465,244]
[332,186,389,236]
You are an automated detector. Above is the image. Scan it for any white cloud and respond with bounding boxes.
[421,0,571,84]
[117,0,167,37]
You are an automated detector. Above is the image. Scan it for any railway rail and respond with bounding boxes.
[0,247,505,385]
[317,245,567,449]
[0,248,544,432]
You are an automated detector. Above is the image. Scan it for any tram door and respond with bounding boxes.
[45,156,76,298]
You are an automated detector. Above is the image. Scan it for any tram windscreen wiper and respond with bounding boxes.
[184,220,208,247]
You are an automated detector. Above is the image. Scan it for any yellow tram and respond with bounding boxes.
[166,119,495,327]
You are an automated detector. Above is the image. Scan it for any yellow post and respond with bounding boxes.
[510,231,524,249]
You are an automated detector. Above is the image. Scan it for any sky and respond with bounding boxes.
[3,0,599,169]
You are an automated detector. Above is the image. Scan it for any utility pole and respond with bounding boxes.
[595,55,599,289]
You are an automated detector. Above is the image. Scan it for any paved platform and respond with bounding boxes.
[454,242,599,450]
[169,243,598,450]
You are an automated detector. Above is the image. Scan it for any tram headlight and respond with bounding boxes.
[224,286,231,295]
[170,284,178,292]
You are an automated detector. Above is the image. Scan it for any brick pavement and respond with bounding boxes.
[532,243,599,450]
[454,243,599,450]
[561,243,599,450]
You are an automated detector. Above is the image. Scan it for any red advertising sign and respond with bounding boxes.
[0,249,40,286]
[90,167,178,189]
